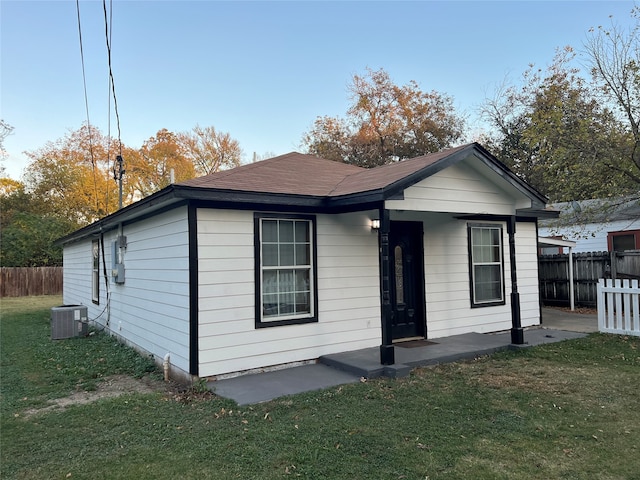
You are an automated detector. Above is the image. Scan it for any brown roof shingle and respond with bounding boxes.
[179,144,473,198]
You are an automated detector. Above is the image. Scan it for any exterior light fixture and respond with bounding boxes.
[371,219,381,230]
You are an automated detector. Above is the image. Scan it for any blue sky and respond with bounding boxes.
[1,0,637,180]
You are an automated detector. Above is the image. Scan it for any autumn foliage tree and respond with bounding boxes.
[23,124,120,225]
[302,68,465,167]
[179,125,242,176]
[125,128,195,199]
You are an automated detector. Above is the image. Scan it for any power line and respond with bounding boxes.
[75,0,100,215]
[103,0,122,154]
[103,0,125,210]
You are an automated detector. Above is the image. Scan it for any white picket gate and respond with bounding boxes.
[597,279,640,337]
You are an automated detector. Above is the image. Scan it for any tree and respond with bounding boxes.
[126,129,195,199]
[0,183,75,266]
[481,47,634,202]
[23,124,120,225]
[0,119,14,175]
[585,8,640,187]
[179,125,242,175]
[302,68,465,167]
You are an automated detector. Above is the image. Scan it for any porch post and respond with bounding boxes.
[378,207,394,365]
[507,216,524,344]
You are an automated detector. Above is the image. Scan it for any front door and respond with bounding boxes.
[390,221,426,340]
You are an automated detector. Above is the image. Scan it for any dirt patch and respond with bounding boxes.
[22,375,169,417]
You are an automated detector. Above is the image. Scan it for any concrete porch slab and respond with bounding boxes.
[210,327,589,405]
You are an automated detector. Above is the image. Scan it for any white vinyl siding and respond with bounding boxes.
[197,209,380,378]
[386,160,530,215]
[62,206,191,375]
[539,218,640,253]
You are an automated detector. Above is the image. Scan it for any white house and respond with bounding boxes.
[539,198,640,254]
[57,143,556,382]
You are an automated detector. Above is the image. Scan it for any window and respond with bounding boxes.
[92,240,100,304]
[468,224,505,307]
[608,230,640,251]
[255,214,317,327]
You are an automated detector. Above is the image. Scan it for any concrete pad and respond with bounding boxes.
[522,328,587,347]
[209,363,360,405]
[542,307,598,333]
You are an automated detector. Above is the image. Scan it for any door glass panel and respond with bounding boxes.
[394,245,404,305]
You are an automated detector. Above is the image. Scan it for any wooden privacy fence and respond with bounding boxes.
[539,251,640,308]
[0,267,63,297]
[598,279,640,337]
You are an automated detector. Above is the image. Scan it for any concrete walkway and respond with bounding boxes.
[209,307,597,405]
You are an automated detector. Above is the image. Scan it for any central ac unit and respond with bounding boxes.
[51,305,88,340]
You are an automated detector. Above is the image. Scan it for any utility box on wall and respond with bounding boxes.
[51,305,88,340]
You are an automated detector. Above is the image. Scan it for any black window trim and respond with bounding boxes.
[254,213,319,328]
[467,222,506,308]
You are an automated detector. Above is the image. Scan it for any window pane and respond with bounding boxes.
[279,243,295,266]
[295,243,310,266]
[474,265,502,302]
[263,294,279,317]
[279,221,294,242]
[279,289,294,314]
[490,228,500,245]
[263,270,278,294]
[263,244,278,266]
[263,220,278,242]
[394,245,404,305]
[295,292,311,314]
[279,270,295,293]
[294,269,310,291]
[295,221,309,242]
[612,234,635,251]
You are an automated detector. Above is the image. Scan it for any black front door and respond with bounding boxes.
[389,221,426,340]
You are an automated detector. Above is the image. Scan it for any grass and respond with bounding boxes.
[2,297,640,479]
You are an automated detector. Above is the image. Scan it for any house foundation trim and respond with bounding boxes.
[378,206,395,365]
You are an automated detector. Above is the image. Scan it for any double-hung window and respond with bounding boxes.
[92,240,100,304]
[255,214,317,327]
[468,224,505,307]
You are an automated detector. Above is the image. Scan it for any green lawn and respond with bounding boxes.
[2,297,639,479]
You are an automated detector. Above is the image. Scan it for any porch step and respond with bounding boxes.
[320,332,520,379]
[319,350,413,379]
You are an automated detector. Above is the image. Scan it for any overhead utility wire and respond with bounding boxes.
[103,0,122,154]
[103,0,125,210]
[75,0,101,216]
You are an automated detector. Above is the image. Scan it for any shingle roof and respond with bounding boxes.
[179,144,472,198]
[179,152,365,196]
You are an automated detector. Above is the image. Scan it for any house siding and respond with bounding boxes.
[197,209,381,378]
[62,206,191,375]
[539,218,640,253]
[386,161,526,215]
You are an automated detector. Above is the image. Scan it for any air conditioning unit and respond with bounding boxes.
[51,305,88,340]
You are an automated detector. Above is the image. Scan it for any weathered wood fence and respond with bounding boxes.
[539,251,640,308]
[597,279,640,337]
[0,267,63,297]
